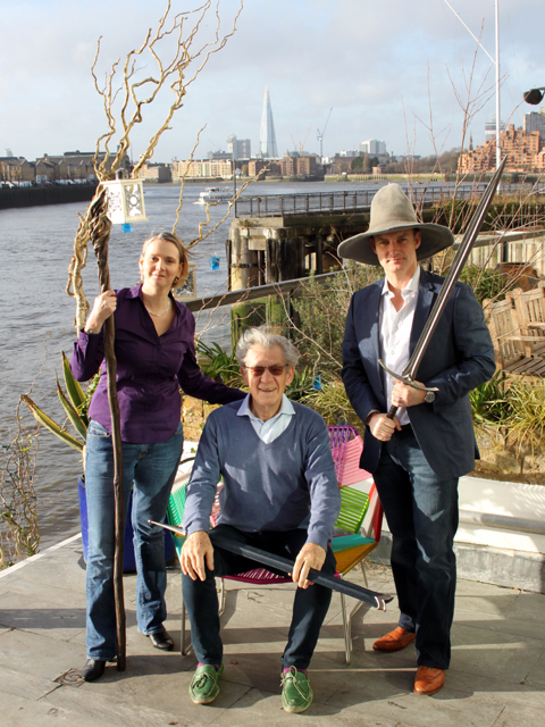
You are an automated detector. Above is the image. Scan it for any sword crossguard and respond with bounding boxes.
[378,359,439,393]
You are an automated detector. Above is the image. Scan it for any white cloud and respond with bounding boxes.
[1,0,543,161]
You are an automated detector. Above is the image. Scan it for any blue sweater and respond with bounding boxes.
[183,400,341,550]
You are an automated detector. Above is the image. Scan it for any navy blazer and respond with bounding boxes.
[342,268,496,480]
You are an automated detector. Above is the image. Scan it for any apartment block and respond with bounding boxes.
[172,159,233,179]
[135,162,172,182]
[523,111,545,140]
[458,124,545,173]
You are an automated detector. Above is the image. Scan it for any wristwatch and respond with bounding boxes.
[425,391,436,404]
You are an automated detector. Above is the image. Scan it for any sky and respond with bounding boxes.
[1,0,544,163]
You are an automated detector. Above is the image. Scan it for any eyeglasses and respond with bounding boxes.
[243,365,288,377]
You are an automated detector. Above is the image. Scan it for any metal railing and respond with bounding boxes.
[180,229,542,314]
[234,182,523,219]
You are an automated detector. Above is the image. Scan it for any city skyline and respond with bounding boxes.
[1,1,544,164]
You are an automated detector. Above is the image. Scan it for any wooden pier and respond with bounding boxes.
[227,182,525,290]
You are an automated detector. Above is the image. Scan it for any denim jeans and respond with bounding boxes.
[182,524,336,670]
[84,419,184,659]
[373,429,459,670]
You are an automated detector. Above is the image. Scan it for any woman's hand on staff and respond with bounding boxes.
[85,290,117,333]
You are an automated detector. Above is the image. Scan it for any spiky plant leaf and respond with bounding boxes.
[21,395,84,451]
[56,380,87,441]
[62,351,87,424]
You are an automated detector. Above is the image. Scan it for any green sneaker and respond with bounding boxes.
[281,666,313,713]
[189,662,224,704]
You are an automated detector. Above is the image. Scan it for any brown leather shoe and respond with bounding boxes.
[373,626,416,652]
[413,666,445,695]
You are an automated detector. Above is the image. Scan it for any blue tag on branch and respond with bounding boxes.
[210,256,220,270]
[312,376,322,391]
[121,223,133,233]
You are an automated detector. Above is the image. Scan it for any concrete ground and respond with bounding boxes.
[1,534,544,727]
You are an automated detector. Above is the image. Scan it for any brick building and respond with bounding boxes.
[135,162,172,183]
[280,153,321,177]
[0,157,34,184]
[172,159,232,179]
[247,159,281,177]
[458,124,545,173]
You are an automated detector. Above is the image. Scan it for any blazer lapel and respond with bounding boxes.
[410,269,437,355]
[366,280,385,399]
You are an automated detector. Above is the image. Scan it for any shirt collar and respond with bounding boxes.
[237,393,295,422]
[127,283,143,299]
[128,283,179,315]
[381,265,421,299]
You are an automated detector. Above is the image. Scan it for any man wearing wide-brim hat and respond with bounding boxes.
[339,184,495,695]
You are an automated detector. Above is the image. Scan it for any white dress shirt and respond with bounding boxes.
[378,266,420,426]
[236,393,295,443]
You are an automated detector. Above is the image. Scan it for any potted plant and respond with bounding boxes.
[22,352,174,570]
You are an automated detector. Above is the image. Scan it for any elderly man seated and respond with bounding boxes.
[181,325,341,713]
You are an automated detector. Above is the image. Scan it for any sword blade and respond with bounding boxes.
[386,157,507,419]
[150,520,393,610]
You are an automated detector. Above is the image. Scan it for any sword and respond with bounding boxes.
[381,157,507,419]
[150,520,394,611]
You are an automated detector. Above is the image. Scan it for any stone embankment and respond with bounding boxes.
[0,183,97,210]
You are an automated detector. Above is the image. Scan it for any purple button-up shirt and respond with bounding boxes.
[70,285,244,443]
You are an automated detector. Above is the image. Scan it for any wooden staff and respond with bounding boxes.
[88,186,126,671]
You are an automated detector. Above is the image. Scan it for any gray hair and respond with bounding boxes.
[235,325,300,367]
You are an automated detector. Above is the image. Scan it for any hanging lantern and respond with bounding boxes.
[103,179,147,225]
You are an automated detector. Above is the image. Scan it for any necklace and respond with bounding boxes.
[145,298,171,317]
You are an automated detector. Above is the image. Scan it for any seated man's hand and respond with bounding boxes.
[292,542,326,589]
[181,530,214,581]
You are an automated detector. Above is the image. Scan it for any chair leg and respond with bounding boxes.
[340,564,374,665]
[218,577,227,617]
[359,559,368,586]
[339,586,351,665]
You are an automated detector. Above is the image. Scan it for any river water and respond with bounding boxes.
[0,179,378,548]
[0,177,490,549]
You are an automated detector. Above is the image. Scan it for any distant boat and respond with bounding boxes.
[194,187,232,205]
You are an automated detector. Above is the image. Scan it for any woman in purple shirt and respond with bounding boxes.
[71,231,244,682]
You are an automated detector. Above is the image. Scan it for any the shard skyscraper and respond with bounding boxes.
[259,86,278,158]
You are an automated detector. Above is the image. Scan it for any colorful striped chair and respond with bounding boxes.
[167,425,383,663]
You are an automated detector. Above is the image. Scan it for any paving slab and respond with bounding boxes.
[525,648,545,687]
[452,623,545,679]
[0,627,87,680]
[1,535,544,727]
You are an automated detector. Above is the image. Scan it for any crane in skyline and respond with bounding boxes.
[317,107,333,160]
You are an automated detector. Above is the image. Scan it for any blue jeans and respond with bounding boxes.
[84,419,184,659]
[182,525,336,670]
[373,429,458,670]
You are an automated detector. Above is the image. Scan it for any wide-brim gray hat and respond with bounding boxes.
[337,183,454,265]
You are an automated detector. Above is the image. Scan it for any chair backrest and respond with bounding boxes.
[335,486,370,534]
[509,287,545,340]
[328,425,358,482]
[365,482,384,542]
[166,471,191,558]
[327,425,371,486]
[483,296,526,367]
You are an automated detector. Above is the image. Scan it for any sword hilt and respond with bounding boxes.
[379,359,439,420]
[387,404,398,420]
